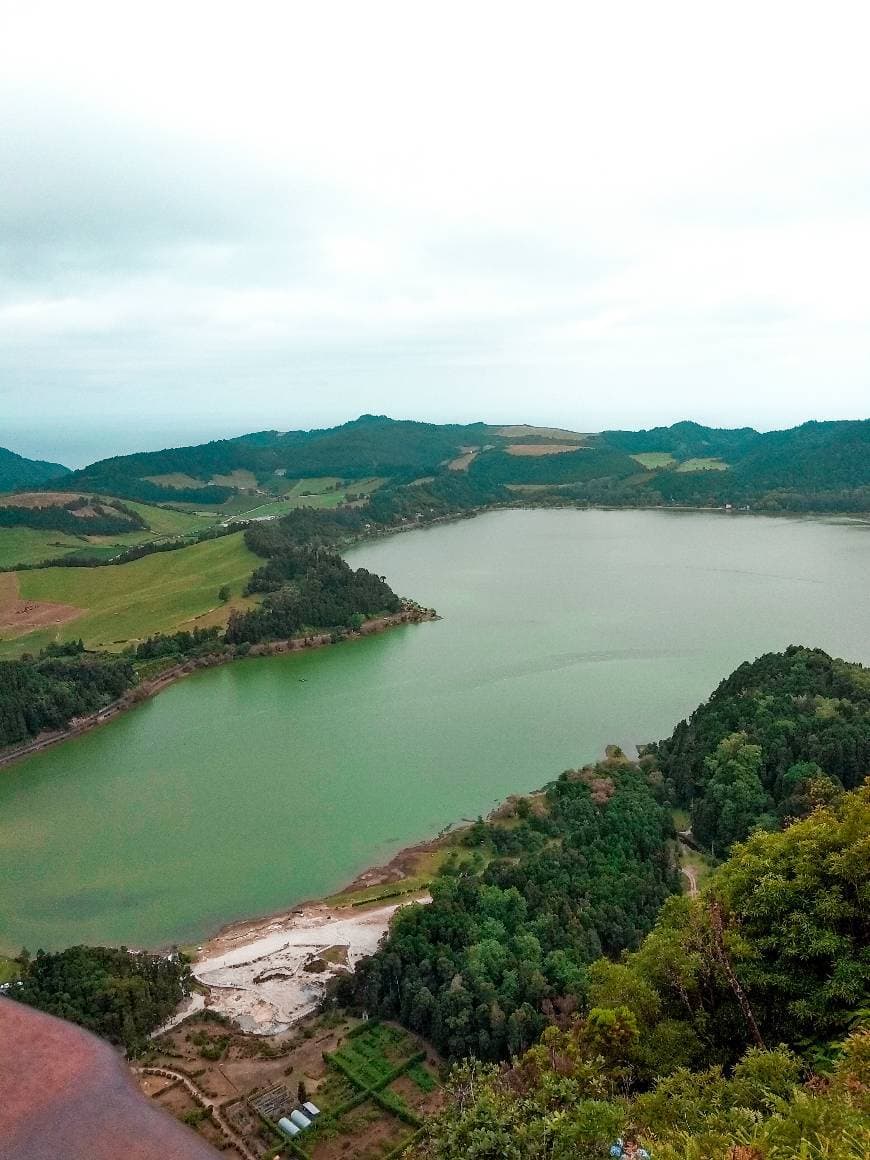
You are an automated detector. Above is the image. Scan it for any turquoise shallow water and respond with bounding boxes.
[1,508,868,953]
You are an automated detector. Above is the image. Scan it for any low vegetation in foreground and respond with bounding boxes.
[410,784,870,1158]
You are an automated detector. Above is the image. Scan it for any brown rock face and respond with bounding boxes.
[0,997,220,1160]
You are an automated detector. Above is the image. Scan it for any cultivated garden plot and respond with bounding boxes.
[140,1012,442,1160]
[267,1021,442,1160]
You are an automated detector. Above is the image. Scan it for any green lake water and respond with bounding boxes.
[2,508,869,953]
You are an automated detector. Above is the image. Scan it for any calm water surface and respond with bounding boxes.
[2,509,869,952]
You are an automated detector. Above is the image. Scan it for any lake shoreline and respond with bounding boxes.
[3,506,869,957]
[0,603,437,772]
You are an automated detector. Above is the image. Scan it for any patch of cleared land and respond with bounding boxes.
[0,955,21,984]
[447,448,479,471]
[0,571,83,636]
[0,499,217,569]
[143,472,210,489]
[676,457,729,472]
[194,898,428,1035]
[496,424,588,441]
[0,490,87,508]
[143,1013,443,1160]
[0,532,258,656]
[505,442,586,456]
[210,469,259,489]
[0,528,87,568]
[631,452,677,469]
[120,502,217,537]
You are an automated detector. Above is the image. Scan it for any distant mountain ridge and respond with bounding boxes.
[0,446,69,491]
[19,415,870,515]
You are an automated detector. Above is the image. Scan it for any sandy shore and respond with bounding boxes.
[190,896,429,1035]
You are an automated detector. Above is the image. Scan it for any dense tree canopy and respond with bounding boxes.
[12,945,190,1056]
[648,646,870,852]
[0,651,134,747]
[411,784,870,1158]
[352,759,678,1062]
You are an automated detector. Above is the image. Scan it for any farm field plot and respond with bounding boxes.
[505,442,585,456]
[143,472,210,489]
[0,527,86,568]
[495,424,588,441]
[122,502,218,537]
[142,1012,441,1160]
[0,500,216,569]
[233,477,386,519]
[0,532,258,655]
[293,1022,439,1160]
[210,469,259,489]
[630,452,677,469]
[676,457,729,472]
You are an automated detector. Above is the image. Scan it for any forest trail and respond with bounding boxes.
[681,864,699,897]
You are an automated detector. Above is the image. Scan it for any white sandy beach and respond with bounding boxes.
[191,897,429,1035]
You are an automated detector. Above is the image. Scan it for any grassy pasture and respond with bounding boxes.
[505,442,585,456]
[245,476,385,517]
[631,452,677,469]
[1,532,258,655]
[496,424,588,441]
[676,457,729,472]
[122,502,217,536]
[0,528,86,569]
[0,501,217,569]
[210,469,258,489]
[0,955,21,984]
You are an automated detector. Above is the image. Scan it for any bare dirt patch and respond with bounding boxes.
[0,491,85,507]
[194,899,428,1034]
[447,450,478,470]
[497,424,589,441]
[143,473,208,489]
[0,572,84,636]
[505,442,586,456]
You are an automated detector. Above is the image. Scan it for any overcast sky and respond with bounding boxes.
[2,1,869,466]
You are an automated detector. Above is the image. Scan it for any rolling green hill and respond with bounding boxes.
[0,446,69,490]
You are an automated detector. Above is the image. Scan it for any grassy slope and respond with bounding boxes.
[3,532,258,655]
[676,457,729,472]
[0,502,217,569]
[630,452,676,469]
[0,528,87,568]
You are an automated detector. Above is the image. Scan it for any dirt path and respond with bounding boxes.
[681,864,699,897]
[137,1067,257,1160]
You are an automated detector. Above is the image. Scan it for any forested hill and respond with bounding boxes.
[30,414,870,514]
[412,784,870,1158]
[0,446,69,490]
[51,415,498,502]
[354,649,870,1157]
[648,645,870,854]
